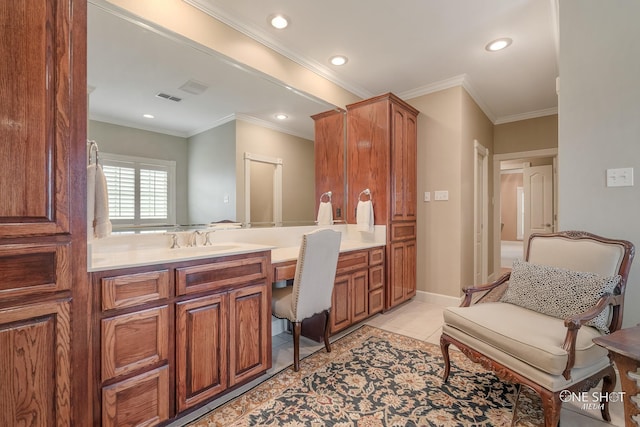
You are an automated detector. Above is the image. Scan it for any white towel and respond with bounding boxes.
[316,201,333,226]
[356,200,374,233]
[87,164,112,239]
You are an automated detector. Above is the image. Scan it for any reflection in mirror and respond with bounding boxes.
[87,3,337,229]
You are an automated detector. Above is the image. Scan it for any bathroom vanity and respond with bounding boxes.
[88,225,385,425]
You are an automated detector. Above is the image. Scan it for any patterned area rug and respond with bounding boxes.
[188,325,543,426]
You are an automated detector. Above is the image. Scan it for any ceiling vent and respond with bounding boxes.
[156,92,182,102]
[179,79,208,95]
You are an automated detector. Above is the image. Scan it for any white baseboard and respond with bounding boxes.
[414,290,463,307]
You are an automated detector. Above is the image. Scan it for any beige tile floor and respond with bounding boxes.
[170,299,625,426]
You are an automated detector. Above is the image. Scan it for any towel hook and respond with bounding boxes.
[358,188,371,201]
[87,140,100,165]
[320,191,332,203]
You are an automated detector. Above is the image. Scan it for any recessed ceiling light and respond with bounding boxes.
[485,38,512,52]
[275,113,288,120]
[143,114,155,119]
[329,55,348,66]
[269,14,289,29]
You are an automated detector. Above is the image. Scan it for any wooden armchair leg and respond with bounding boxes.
[323,310,332,353]
[293,321,302,372]
[600,365,616,422]
[542,390,561,427]
[440,335,452,382]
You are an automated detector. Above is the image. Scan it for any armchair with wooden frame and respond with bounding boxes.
[440,231,635,426]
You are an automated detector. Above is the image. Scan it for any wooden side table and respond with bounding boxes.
[594,324,640,427]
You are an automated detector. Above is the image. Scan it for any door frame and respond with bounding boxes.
[474,140,489,285]
[492,148,558,279]
[244,152,283,227]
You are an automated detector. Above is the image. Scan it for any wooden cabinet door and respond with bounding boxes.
[387,240,417,309]
[176,294,229,412]
[330,274,351,333]
[351,270,369,323]
[1,0,88,424]
[313,109,345,222]
[229,283,270,387]
[0,300,71,427]
[391,102,418,221]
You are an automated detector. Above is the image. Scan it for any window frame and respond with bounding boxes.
[100,152,176,228]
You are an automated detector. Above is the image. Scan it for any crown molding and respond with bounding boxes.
[89,114,190,138]
[183,0,374,99]
[494,107,558,125]
[234,114,313,141]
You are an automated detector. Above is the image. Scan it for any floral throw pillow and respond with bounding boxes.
[500,260,621,333]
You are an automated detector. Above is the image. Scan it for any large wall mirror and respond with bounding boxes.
[88,2,338,229]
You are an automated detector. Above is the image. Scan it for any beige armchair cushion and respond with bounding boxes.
[500,260,620,333]
[443,302,608,377]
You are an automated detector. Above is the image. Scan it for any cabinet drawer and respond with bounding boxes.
[176,255,268,296]
[369,248,384,266]
[336,250,369,275]
[391,222,416,241]
[102,270,170,311]
[101,306,169,381]
[0,243,70,299]
[369,265,385,291]
[369,287,384,315]
[273,261,296,282]
[102,365,169,427]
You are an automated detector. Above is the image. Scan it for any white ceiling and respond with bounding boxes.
[88,0,559,140]
[187,0,559,124]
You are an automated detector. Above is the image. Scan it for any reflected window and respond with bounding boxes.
[101,153,176,227]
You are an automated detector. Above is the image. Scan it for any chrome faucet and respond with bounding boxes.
[165,233,180,249]
[203,230,215,246]
[187,230,202,247]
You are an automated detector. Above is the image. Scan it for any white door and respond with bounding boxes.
[474,141,489,285]
[523,164,553,245]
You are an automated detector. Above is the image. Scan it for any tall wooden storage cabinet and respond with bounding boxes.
[0,1,89,426]
[312,108,346,223]
[346,93,418,309]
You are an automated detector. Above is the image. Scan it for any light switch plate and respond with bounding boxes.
[424,191,430,202]
[434,190,449,201]
[606,168,634,187]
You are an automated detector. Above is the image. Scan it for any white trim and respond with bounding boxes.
[414,290,463,308]
[473,140,490,285]
[494,107,558,125]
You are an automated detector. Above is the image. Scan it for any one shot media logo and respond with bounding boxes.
[559,390,626,410]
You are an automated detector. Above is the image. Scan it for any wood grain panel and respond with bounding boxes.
[313,109,345,221]
[346,97,390,225]
[176,294,228,411]
[330,275,351,333]
[0,243,70,299]
[229,283,269,386]
[102,270,170,310]
[404,112,418,220]
[336,250,369,275]
[369,265,385,291]
[0,0,72,236]
[369,248,384,266]
[176,255,267,295]
[391,222,417,241]
[101,306,169,381]
[273,260,296,282]
[102,365,169,427]
[351,270,369,323]
[0,300,71,427]
[368,287,384,315]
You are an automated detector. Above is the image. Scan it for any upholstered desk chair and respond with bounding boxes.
[441,231,634,427]
[272,229,341,371]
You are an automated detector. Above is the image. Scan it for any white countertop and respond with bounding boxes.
[88,225,387,272]
[89,242,275,272]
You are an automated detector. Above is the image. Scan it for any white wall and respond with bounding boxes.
[187,122,236,223]
[558,0,640,327]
